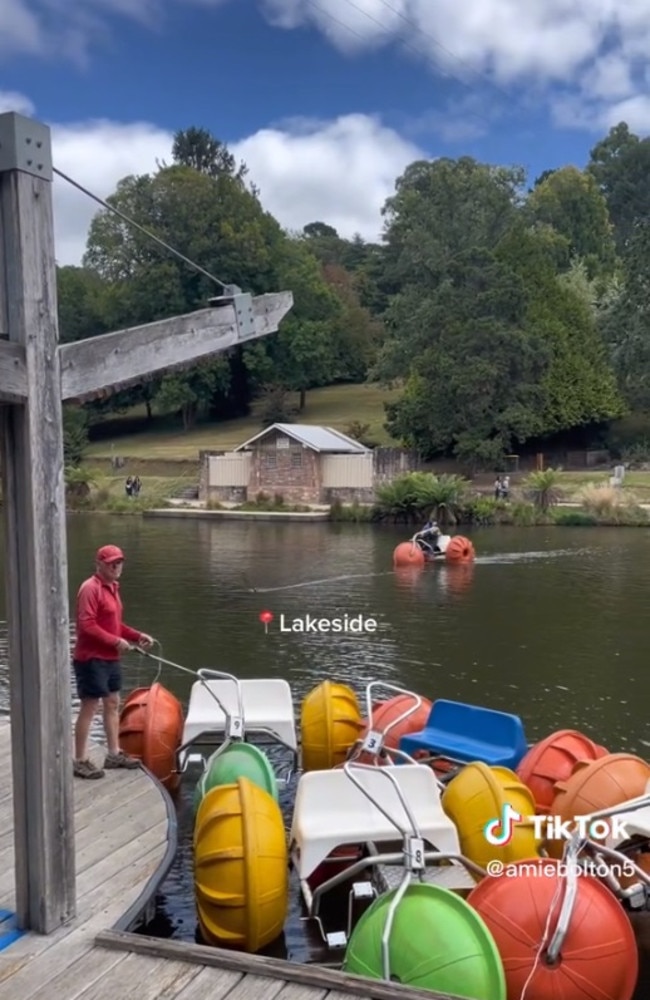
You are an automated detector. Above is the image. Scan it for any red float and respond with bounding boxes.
[516,729,609,814]
[307,844,364,891]
[468,857,638,1000]
[357,693,433,764]
[393,541,425,568]
[119,682,185,793]
[445,535,475,563]
[546,752,650,857]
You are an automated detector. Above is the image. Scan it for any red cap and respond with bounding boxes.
[96,544,124,564]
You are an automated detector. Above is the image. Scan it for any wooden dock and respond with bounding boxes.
[0,719,458,1000]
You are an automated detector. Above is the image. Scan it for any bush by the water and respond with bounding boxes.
[358,471,650,528]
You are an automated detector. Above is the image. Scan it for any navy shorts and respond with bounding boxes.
[73,658,122,700]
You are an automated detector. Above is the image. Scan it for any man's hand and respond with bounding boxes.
[138,633,154,650]
[116,637,132,654]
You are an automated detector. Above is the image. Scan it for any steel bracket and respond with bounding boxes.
[0,113,52,180]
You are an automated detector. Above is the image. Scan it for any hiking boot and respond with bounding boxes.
[104,750,140,770]
[73,758,104,779]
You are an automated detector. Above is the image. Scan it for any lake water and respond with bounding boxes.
[0,516,648,971]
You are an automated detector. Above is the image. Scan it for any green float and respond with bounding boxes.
[343,883,506,1000]
[193,742,278,814]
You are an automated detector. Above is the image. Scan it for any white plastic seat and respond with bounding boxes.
[180,678,297,762]
[289,764,461,880]
[600,790,650,848]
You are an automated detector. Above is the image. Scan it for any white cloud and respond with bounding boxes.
[260,0,650,133]
[231,115,423,241]
[0,0,231,63]
[50,119,175,265]
[0,97,425,265]
[0,90,35,115]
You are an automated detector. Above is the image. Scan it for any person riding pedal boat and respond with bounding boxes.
[414,517,441,554]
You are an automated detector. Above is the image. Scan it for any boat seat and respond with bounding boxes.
[399,699,527,770]
[593,788,650,849]
[180,678,297,758]
[289,764,461,880]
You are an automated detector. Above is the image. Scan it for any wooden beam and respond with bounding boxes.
[59,291,293,403]
[0,340,27,402]
[95,930,463,1000]
[0,111,76,931]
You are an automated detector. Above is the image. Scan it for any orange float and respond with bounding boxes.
[119,682,185,793]
[393,542,425,568]
[357,694,433,763]
[445,535,475,563]
[516,729,609,814]
[468,857,638,1000]
[546,752,650,858]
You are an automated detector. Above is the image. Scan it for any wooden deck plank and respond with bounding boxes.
[0,845,165,1000]
[275,986,328,1000]
[163,967,244,1000]
[218,974,288,1000]
[46,952,200,1000]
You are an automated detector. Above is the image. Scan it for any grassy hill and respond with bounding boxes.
[86,383,401,462]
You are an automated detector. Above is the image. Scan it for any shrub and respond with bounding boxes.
[576,482,636,516]
[374,472,470,524]
[522,468,563,511]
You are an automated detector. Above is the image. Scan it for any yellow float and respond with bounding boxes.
[300,680,364,771]
[193,776,288,951]
[442,761,541,874]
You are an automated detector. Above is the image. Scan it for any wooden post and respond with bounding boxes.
[0,110,293,934]
[0,113,76,931]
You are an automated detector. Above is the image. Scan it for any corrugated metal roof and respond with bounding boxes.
[235,423,370,453]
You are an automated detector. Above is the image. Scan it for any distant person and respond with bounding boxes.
[125,475,133,497]
[502,475,510,499]
[414,516,441,553]
[132,475,142,496]
[494,475,502,499]
[72,544,154,779]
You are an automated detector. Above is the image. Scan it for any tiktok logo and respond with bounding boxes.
[484,803,523,846]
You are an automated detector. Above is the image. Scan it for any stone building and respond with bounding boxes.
[200,423,375,505]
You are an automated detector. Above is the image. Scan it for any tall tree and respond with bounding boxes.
[587,123,650,251]
[375,156,525,384]
[171,126,248,183]
[526,165,617,277]
[599,220,650,410]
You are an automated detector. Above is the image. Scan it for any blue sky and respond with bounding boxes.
[2,0,649,265]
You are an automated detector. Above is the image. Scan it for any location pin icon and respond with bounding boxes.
[259,610,274,634]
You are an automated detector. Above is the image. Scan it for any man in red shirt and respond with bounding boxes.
[73,544,154,779]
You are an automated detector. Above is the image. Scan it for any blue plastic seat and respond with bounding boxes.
[398,699,527,770]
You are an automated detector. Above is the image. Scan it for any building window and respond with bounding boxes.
[262,452,276,468]
[291,450,302,468]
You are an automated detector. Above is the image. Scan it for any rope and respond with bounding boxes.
[130,640,199,680]
[52,166,230,291]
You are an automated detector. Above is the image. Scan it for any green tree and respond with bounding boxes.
[380,157,525,291]
[82,163,282,426]
[171,126,248,184]
[374,156,525,385]
[56,266,110,343]
[599,221,650,409]
[383,246,550,464]
[526,166,617,277]
[243,239,344,410]
[375,153,622,462]
[587,123,650,251]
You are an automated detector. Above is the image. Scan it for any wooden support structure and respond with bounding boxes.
[0,110,293,934]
